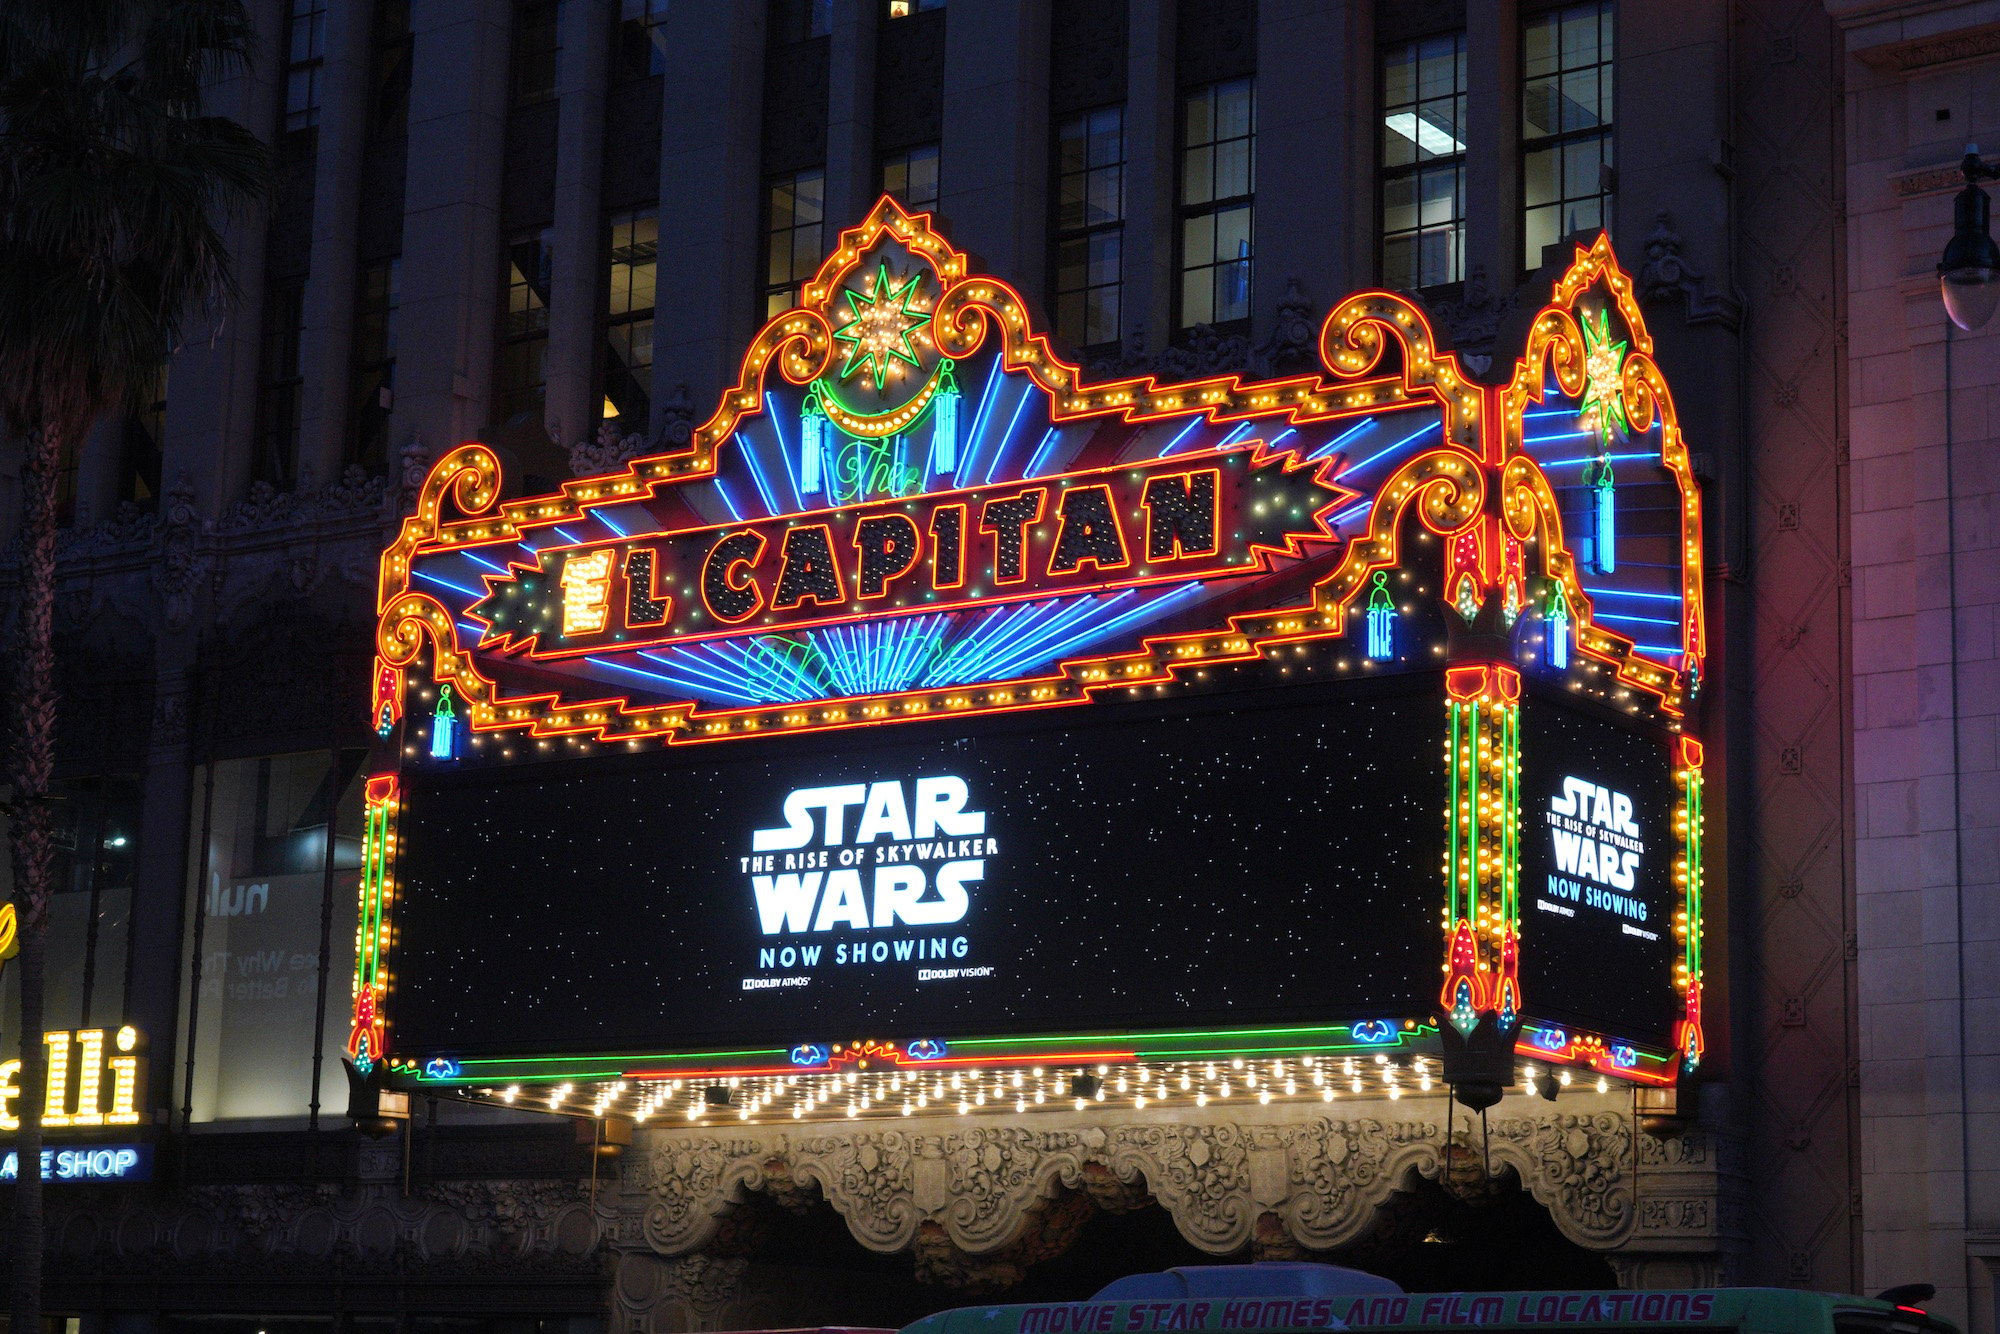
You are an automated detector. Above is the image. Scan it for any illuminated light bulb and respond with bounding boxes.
[1196,1093,1209,1107]
[1597,1077,1610,1094]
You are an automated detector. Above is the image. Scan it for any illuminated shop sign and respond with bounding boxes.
[1,1144,151,1183]
[365,202,1710,1098]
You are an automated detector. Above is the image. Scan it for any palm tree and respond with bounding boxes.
[0,0,265,1321]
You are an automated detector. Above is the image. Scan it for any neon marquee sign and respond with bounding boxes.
[365,199,1711,1101]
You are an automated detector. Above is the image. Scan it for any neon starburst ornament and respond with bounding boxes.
[1577,306,1630,447]
[833,263,932,390]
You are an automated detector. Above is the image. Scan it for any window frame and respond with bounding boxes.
[282,0,329,140]
[1519,0,1616,273]
[1377,31,1468,294]
[1174,77,1256,335]
[614,0,670,81]
[254,278,307,488]
[760,167,827,320]
[599,206,659,434]
[496,228,555,428]
[1051,104,1127,357]
[879,143,942,215]
[510,0,563,107]
[347,257,401,474]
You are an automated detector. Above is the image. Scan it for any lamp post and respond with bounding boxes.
[1939,147,2000,330]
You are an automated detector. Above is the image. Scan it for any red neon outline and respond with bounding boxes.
[930,502,968,591]
[852,511,925,601]
[700,529,768,625]
[769,521,851,612]
[623,548,672,628]
[1045,482,1133,577]
[977,486,1048,586]
[1141,467,1223,561]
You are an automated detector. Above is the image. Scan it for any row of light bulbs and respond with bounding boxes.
[468,1055,1617,1127]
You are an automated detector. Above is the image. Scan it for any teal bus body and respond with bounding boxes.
[899,1290,1957,1334]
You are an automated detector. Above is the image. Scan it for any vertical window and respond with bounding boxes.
[283,0,328,138]
[348,258,400,474]
[255,279,307,488]
[497,229,554,426]
[887,0,943,16]
[1522,1,1614,270]
[1380,34,1466,291]
[512,0,563,106]
[615,0,669,80]
[1054,107,1125,353]
[368,0,413,139]
[119,366,167,509]
[1178,78,1254,330]
[879,143,940,213]
[601,208,658,431]
[762,169,825,318]
[179,752,365,1124]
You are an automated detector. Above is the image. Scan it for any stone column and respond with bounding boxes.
[125,669,197,1120]
[1124,0,1176,359]
[543,0,614,458]
[939,0,1050,292]
[825,0,881,231]
[395,0,511,455]
[162,0,285,520]
[654,0,766,420]
[1463,0,1518,287]
[294,0,374,489]
[1254,0,1369,341]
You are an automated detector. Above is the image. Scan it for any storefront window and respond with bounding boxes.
[179,750,366,1125]
[1,776,141,1038]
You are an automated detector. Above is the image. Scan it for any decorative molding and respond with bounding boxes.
[1856,22,2000,73]
[616,1098,1742,1285]
[1893,158,1994,198]
[1637,213,1744,329]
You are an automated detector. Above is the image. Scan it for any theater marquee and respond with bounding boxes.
[361,200,1708,1121]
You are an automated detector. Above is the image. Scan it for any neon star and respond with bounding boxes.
[833,263,932,391]
[1577,307,1629,446]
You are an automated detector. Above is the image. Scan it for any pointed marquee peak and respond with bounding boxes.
[373,208,1704,749]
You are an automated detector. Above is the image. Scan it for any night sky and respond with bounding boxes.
[390,687,1449,1055]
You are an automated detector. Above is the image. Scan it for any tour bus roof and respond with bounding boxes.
[896,1275,1961,1334]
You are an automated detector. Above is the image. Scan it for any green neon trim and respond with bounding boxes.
[811,360,947,432]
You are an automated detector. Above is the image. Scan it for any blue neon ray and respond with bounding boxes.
[711,478,746,522]
[591,509,630,538]
[765,393,804,512]
[1157,419,1203,457]
[1532,451,1656,467]
[553,526,587,545]
[461,551,507,574]
[1219,422,1254,446]
[1587,588,1683,602]
[1589,611,1681,627]
[1025,428,1062,478]
[1267,428,1298,451]
[953,364,1008,485]
[981,384,1038,486]
[734,433,782,518]
[414,570,484,599]
[1338,419,1440,477]
[1306,418,1377,462]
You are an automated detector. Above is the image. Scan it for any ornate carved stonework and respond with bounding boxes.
[1636,213,1743,329]
[613,1095,1744,1330]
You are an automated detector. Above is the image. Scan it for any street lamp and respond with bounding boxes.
[1939,146,2000,330]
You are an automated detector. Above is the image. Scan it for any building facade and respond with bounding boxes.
[0,0,1986,1330]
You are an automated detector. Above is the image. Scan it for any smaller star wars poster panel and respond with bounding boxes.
[1515,693,1682,1049]
[386,682,1447,1057]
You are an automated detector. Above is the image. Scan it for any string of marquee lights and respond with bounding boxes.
[1499,234,1707,712]
[346,774,397,1074]
[1440,664,1523,1040]
[371,204,1501,748]
[1672,736,1707,1070]
[359,216,1710,1088]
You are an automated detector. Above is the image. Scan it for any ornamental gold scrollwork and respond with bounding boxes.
[1315,449,1485,625]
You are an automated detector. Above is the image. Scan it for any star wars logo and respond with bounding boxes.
[1540,775,1652,929]
[738,776,996,977]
